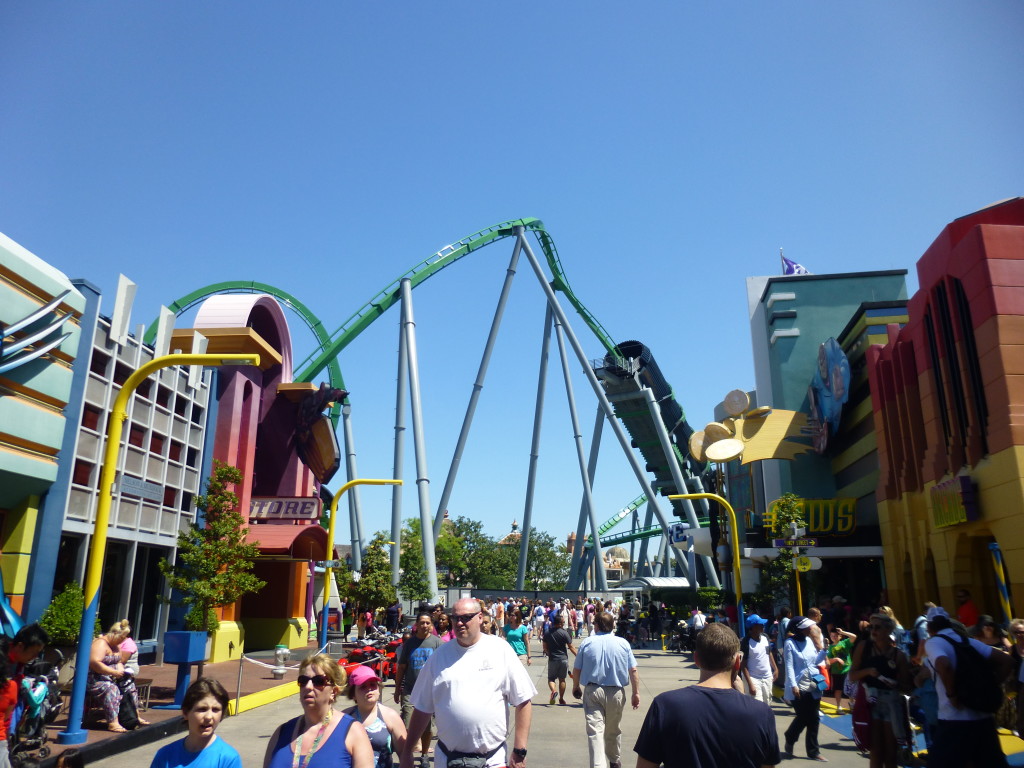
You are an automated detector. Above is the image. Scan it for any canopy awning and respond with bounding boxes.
[248,523,336,561]
[616,576,691,591]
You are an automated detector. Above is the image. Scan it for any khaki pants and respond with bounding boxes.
[582,683,626,768]
[751,675,773,705]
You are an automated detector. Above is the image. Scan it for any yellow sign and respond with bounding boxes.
[795,556,812,572]
[764,497,857,536]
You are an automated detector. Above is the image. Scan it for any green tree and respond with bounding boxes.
[352,533,397,613]
[761,492,806,603]
[398,534,432,603]
[158,461,266,671]
[523,529,571,590]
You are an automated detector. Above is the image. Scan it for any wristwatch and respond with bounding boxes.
[512,748,528,758]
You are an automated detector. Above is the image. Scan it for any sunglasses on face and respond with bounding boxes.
[453,612,480,624]
[297,674,331,689]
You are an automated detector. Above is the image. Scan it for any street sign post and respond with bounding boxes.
[772,537,819,548]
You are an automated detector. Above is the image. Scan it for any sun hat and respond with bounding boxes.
[792,616,816,630]
[348,665,379,688]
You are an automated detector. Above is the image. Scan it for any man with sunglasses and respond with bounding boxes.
[400,598,536,768]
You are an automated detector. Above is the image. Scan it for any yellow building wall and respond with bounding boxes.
[882,444,1024,623]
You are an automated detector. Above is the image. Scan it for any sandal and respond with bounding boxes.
[138,718,151,726]
[108,723,128,733]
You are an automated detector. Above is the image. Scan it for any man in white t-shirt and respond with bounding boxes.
[690,608,707,632]
[740,614,779,705]
[923,606,1013,768]
[401,597,537,768]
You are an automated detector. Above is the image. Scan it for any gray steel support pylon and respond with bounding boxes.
[433,237,522,540]
[517,304,554,590]
[553,313,607,591]
[390,298,409,587]
[400,279,439,600]
[566,404,604,590]
[342,403,364,572]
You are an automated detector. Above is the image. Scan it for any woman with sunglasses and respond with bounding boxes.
[264,653,374,768]
[150,678,240,768]
[972,615,1013,652]
[342,666,407,768]
[848,613,913,768]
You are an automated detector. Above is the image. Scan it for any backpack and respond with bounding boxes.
[936,634,1003,713]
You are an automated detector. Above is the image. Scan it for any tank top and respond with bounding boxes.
[352,704,392,768]
[266,713,355,768]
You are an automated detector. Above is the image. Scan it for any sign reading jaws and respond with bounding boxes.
[250,497,322,520]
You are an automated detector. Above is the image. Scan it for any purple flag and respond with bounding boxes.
[781,254,810,275]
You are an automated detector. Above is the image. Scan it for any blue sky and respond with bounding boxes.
[2,3,1022,544]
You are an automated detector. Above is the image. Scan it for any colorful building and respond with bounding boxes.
[868,197,1024,623]
[744,268,909,604]
[0,234,86,617]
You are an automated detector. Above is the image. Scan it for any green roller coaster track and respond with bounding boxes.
[144,218,702,562]
[144,218,616,397]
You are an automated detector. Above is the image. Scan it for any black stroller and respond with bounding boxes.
[8,649,64,762]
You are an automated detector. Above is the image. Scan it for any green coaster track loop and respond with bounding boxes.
[144,218,617,402]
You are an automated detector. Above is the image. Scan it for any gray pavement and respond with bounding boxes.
[91,643,869,767]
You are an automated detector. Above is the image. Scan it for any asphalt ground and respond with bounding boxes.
[85,639,891,767]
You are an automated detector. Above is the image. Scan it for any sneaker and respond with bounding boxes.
[549,692,558,705]
[783,741,795,756]
[810,757,829,762]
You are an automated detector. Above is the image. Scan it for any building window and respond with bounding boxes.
[149,433,165,456]
[81,404,102,432]
[113,361,133,386]
[163,487,177,507]
[186,447,200,468]
[90,350,110,376]
[156,386,171,409]
[168,441,183,463]
[953,278,989,457]
[72,459,94,486]
[128,425,146,448]
[190,405,204,425]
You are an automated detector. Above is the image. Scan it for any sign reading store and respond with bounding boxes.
[250,496,322,521]
[930,475,979,529]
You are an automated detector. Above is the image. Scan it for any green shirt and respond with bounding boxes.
[828,637,854,674]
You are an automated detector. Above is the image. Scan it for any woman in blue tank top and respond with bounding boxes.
[264,653,374,768]
[342,665,407,768]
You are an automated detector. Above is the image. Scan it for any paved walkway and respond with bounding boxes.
[51,640,1024,767]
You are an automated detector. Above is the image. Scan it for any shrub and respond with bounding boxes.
[38,582,102,646]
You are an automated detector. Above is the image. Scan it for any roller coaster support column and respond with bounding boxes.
[322,478,402,650]
[636,503,655,577]
[59,352,260,745]
[639,386,707,586]
[518,305,554,590]
[566,404,604,590]
[517,228,684,579]
[342,404,365,572]
[553,313,607,591]
[390,302,410,586]
[434,236,522,540]
[668,492,744,632]
[400,279,439,600]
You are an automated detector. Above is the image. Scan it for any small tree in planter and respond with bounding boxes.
[158,460,265,676]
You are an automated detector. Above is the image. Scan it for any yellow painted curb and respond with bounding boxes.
[228,682,297,716]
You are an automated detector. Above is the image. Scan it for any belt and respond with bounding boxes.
[585,681,623,687]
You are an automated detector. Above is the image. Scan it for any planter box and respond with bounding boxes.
[163,631,208,664]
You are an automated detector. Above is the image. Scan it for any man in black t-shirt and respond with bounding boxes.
[395,612,442,767]
[634,623,780,768]
[542,614,577,705]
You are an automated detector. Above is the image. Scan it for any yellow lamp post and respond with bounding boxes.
[320,478,402,649]
[668,492,745,631]
[60,353,260,744]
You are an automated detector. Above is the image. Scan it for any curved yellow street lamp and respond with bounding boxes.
[60,353,260,744]
[668,492,745,631]
[320,478,402,648]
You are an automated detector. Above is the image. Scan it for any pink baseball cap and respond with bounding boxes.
[348,666,379,688]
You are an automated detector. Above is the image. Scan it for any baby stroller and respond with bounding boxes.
[8,649,64,762]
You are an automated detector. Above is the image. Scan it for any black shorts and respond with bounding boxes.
[547,657,569,681]
[830,671,846,695]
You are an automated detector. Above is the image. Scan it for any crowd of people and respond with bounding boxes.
[10,589,1024,767]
